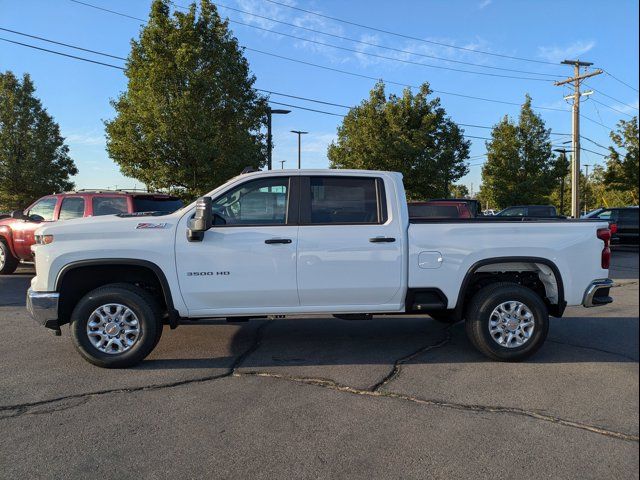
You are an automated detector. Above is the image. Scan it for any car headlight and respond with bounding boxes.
[34,234,54,245]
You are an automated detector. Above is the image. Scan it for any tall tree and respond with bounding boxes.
[327,81,470,200]
[105,0,268,200]
[0,71,77,211]
[604,116,639,203]
[480,95,555,209]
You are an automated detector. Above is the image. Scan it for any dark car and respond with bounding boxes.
[497,205,559,218]
[584,207,639,245]
[408,200,473,219]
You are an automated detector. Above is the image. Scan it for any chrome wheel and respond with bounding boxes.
[86,303,141,354]
[488,300,535,348]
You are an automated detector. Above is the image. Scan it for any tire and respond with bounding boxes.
[70,283,162,368]
[429,311,457,324]
[0,240,19,275]
[465,282,549,362]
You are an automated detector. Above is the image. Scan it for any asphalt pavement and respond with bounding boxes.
[0,249,638,479]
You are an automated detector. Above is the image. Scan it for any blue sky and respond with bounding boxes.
[1,0,638,193]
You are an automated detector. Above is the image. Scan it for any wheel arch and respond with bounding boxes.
[454,256,566,319]
[55,259,180,328]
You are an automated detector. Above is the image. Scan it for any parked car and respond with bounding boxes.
[0,190,183,274]
[483,209,498,216]
[496,205,559,218]
[26,169,613,368]
[428,198,482,217]
[583,207,639,245]
[408,200,473,219]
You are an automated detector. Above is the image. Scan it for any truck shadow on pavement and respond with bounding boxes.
[137,314,639,371]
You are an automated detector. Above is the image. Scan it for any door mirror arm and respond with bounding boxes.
[187,197,213,242]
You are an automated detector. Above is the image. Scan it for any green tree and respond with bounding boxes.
[480,95,555,209]
[450,184,469,198]
[604,116,639,203]
[0,71,77,211]
[105,0,268,200]
[327,81,470,200]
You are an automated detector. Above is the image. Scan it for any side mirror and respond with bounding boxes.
[10,210,27,220]
[187,197,212,242]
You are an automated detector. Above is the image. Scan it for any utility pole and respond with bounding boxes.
[266,108,291,170]
[583,164,591,215]
[554,60,602,218]
[290,130,308,169]
[553,148,571,216]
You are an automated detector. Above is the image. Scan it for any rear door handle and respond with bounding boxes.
[265,238,292,244]
[369,237,396,243]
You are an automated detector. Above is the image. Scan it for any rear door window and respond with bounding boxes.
[92,196,128,216]
[408,205,460,218]
[499,207,525,217]
[59,197,86,220]
[305,176,384,224]
[618,209,639,226]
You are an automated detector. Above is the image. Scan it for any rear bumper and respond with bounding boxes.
[26,288,60,329]
[582,279,614,307]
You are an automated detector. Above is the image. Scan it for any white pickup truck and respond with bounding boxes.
[27,169,614,368]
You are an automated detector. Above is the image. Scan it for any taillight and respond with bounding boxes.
[609,223,618,235]
[597,228,611,269]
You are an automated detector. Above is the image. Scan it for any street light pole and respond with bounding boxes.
[553,148,572,216]
[266,108,291,170]
[279,160,286,169]
[583,164,591,215]
[290,130,308,169]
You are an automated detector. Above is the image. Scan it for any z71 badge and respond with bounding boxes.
[136,222,168,229]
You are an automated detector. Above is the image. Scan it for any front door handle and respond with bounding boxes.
[265,238,292,244]
[369,237,396,243]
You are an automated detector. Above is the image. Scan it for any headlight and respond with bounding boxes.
[34,234,54,245]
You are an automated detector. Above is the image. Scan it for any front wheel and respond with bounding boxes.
[0,240,19,275]
[70,283,162,368]
[465,282,549,361]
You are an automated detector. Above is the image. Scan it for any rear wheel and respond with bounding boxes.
[465,282,549,361]
[70,283,162,368]
[0,240,19,275]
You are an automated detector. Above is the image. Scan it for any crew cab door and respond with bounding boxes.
[12,196,59,259]
[175,176,300,315]
[296,175,404,309]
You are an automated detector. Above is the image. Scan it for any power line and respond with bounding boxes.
[70,0,144,22]
[172,2,564,79]
[260,0,559,66]
[222,18,552,82]
[590,98,634,118]
[604,70,639,93]
[65,1,572,113]
[581,147,607,157]
[584,83,639,111]
[2,29,576,136]
[581,136,610,152]
[0,37,124,70]
[266,100,344,117]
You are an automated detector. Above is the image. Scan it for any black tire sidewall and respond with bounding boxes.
[471,285,549,361]
[71,286,159,368]
[0,240,19,275]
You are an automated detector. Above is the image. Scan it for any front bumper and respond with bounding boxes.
[582,279,614,307]
[26,288,60,329]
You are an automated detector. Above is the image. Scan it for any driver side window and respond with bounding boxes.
[27,197,57,221]
[212,177,289,226]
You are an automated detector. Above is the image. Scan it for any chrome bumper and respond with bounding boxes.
[26,288,60,329]
[582,279,614,308]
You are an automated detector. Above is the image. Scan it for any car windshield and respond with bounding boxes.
[133,197,183,213]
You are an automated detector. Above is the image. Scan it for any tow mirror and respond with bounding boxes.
[10,210,27,220]
[187,197,212,242]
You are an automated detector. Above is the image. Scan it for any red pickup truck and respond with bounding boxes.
[0,190,182,274]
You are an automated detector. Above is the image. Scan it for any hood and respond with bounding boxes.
[35,212,180,238]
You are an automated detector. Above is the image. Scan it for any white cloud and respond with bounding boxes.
[478,0,492,9]
[537,40,596,63]
[610,98,639,115]
[65,131,105,146]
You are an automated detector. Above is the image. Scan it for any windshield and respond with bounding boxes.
[133,197,183,213]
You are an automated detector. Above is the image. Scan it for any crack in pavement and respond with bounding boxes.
[547,339,638,361]
[0,321,271,420]
[234,370,639,443]
[369,326,452,392]
[1,319,638,444]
